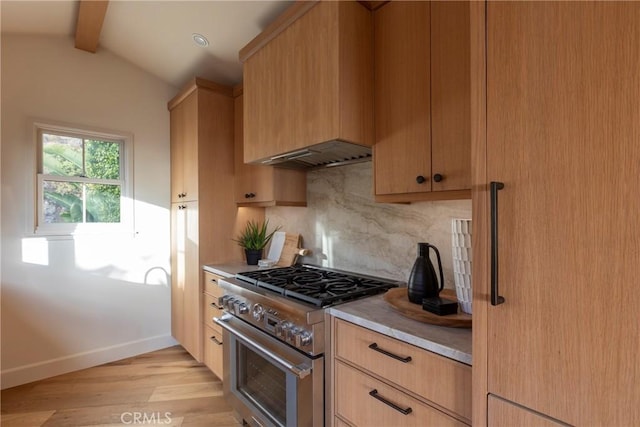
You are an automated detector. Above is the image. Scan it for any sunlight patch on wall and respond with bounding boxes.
[72,234,168,286]
[21,238,49,265]
[318,222,333,268]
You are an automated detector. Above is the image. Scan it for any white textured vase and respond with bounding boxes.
[451,219,472,314]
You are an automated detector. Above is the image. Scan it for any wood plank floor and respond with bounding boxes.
[1,346,242,427]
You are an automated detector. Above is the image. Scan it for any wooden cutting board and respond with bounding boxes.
[384,288,472,328]
[276,233,310,266]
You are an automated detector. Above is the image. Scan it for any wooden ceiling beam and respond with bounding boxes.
[75,0,109,53]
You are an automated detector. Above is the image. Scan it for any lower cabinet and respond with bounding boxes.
[203,323,223,380]
[202,271,225,380]
[335,362,465,427]
[330,318,471,427]
[487,395,566,427]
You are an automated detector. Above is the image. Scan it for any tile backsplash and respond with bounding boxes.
[266,162,472,287]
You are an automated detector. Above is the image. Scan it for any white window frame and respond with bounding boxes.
[33,120,134,236]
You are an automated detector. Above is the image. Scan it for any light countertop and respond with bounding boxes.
[328,293,472,365]
[203,263,472,365]
[203,262,261,278]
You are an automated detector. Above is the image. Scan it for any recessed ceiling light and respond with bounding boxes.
[192,33,209,48]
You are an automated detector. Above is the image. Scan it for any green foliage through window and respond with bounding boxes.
[40,132,123,225]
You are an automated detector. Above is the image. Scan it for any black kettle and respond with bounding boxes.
[408,242,444,304]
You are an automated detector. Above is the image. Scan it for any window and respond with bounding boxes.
[35,121,133,235]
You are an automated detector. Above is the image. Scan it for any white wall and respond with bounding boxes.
[267,162,473,287]
[1,34,177,388]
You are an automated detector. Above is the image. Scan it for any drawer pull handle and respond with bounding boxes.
[210,335,222,345]
[368,343,412,363]
[210,302,223,310]
[210,278,217,283]
[369,389,412,415]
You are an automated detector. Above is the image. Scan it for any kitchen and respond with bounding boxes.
[2,1,639,427]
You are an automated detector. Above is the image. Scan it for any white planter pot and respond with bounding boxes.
[451,218,472,314]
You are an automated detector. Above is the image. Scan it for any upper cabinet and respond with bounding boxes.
[170,88,199,203]
[373,1,471,203]
[240,1,374,164]
[233,86,307,207]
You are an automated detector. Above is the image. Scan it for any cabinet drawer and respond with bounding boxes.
[335,319,471,421]
[203,271,225,298]
[203,323,224,380]
[335,361,466,427]
[203,293,224,325]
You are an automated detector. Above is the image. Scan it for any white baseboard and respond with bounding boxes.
[1,334,178,390]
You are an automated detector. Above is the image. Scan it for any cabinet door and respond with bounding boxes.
[485,2,640,425]
[171,201,201,361]
[374,1,431,196]
[170,103,185,203]
[431,1,471,192]
[203,323,224,380]
[170,91,198,202]
[234,92,275,203]
[487,396,564,427]
[374,1,471,201]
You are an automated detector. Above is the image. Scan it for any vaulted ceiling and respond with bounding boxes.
[1,0,293,88]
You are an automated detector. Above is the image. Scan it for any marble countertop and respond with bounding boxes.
[203,263,472,365]
[328,294,472,365]
[203,262,261,278]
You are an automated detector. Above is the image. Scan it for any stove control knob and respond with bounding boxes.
[276,321,293,338]
[237,302,249,315]
[252,304,264,321]
[295,331,313,347]
[219,295,231,308]
[224,298,236,311]
[287,326,301,343]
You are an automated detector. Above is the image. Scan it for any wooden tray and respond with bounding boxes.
[383,288,472,328]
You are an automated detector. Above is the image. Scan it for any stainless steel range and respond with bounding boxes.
[213,264,400,427]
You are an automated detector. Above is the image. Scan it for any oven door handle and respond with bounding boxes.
[214,314,312,379]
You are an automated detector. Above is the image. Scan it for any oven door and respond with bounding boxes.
[214,314,323,427]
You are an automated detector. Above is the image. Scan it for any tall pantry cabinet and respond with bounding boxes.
[472,2,640,426]
[168,78,261,362]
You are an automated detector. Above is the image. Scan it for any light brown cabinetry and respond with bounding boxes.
[202,271,224,379]
[374,1,471,203]
[170,93,198,203]
[233,86,307,207]
[487,396,564,427]
[169,78,263,361]
[241,1,373,163]
[330,318,471,426]
[472,2,640,425]
[170,200,200,359]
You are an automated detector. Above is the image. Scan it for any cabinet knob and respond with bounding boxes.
[177,192,186,198]
[244,193,256,199]
[416,175,426,184]
[433,174,444,183]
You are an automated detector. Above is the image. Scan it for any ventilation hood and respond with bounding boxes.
[253,140,372,170]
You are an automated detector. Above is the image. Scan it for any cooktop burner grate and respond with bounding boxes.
[236,264,398,307]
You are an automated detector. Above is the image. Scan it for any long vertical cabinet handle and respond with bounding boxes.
[490,182,506,305]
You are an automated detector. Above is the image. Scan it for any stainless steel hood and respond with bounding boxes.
[252,140,372,170]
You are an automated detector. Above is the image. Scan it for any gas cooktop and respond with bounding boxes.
[235,264,399,307]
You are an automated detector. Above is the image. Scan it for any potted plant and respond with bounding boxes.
[234,220,281,265]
